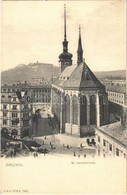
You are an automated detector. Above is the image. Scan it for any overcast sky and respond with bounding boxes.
[1,0,126,72]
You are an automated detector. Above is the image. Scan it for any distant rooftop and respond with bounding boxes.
[97,122,127,148]
[105,84,126,94]
[1,80,51,88]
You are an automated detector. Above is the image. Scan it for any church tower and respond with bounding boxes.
[77,26,83,65]
[59,5,73,73]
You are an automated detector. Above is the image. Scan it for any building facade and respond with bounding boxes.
[1,80,51,138]
[104,82,126,106]
[102,81,126,126]
[95,122,127,158]
[1,86,32,138]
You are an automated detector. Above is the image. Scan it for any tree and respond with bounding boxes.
[32,112,41,136]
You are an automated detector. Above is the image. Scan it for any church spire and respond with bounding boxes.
[64,4,67,41]
[63,4,68,53]
[77,25,83,65]
[59,5,73,72]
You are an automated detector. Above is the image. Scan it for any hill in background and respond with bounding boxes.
[1,62,126,84]
[94,70,126,80]
[1,62,60,84]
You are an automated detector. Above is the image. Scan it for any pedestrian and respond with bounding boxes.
[13,148,17,157]
[33,152,36,157]
[36,152,38,157]
[10,151,13,157]
[42,140,44,145]
[80,143,82,148]
[63,144,64,147]
[73,152,76,156]
[84,154,86,158]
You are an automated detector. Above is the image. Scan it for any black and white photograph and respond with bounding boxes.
[0,0,126,194]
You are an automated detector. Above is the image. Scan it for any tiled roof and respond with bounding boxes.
[106,84,126,94]
[97,122,127,147]
[52,78,65,87]
[60,65,77,78]
[63,62,104,90]
[53,65,77,88]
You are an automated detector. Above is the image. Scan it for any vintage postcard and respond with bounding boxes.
[0,0,126,194]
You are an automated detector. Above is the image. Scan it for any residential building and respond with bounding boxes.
[1,80,51,138]
[95,122,127,158]
[1,88,32,138]
[102,81,126,126]
[104,83,126,107]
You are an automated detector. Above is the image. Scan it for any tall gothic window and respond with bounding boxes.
[65,95,70,123]
[99,95,105,125]
[80,95,87,126]
[90,94,96,125]
[73,95,78,125]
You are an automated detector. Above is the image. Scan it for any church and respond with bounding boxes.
[51,5,109,137]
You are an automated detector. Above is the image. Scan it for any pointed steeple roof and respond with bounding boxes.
[64,4,67,42]
[77,25,83,65]
[63,62,104,90]
[59,5,73,72]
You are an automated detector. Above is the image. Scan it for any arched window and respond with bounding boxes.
[73,95,78,125]
[99,95,105,125]
[90,94,96,125]
[80,95,87,126]
[66,95,70,123]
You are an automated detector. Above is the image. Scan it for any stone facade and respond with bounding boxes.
[1,93,32,139]
[52,85,109,137]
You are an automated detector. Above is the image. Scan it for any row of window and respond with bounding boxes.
[2,105,17,110]
[34,95,50,98]
[98,137,126,157]
[3,119,29,127]
[3,112,18,117]
[3,112,29,117]
[2,95,12,98]
[32,89,50,93]
[109,98,124,104]
[2,104,30,110]
[1,88,13,93]
[98,137,113,151]
[108,92,124,98]
[34,99,50,103]
[59,76,69,80]
[3,119,19,126]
